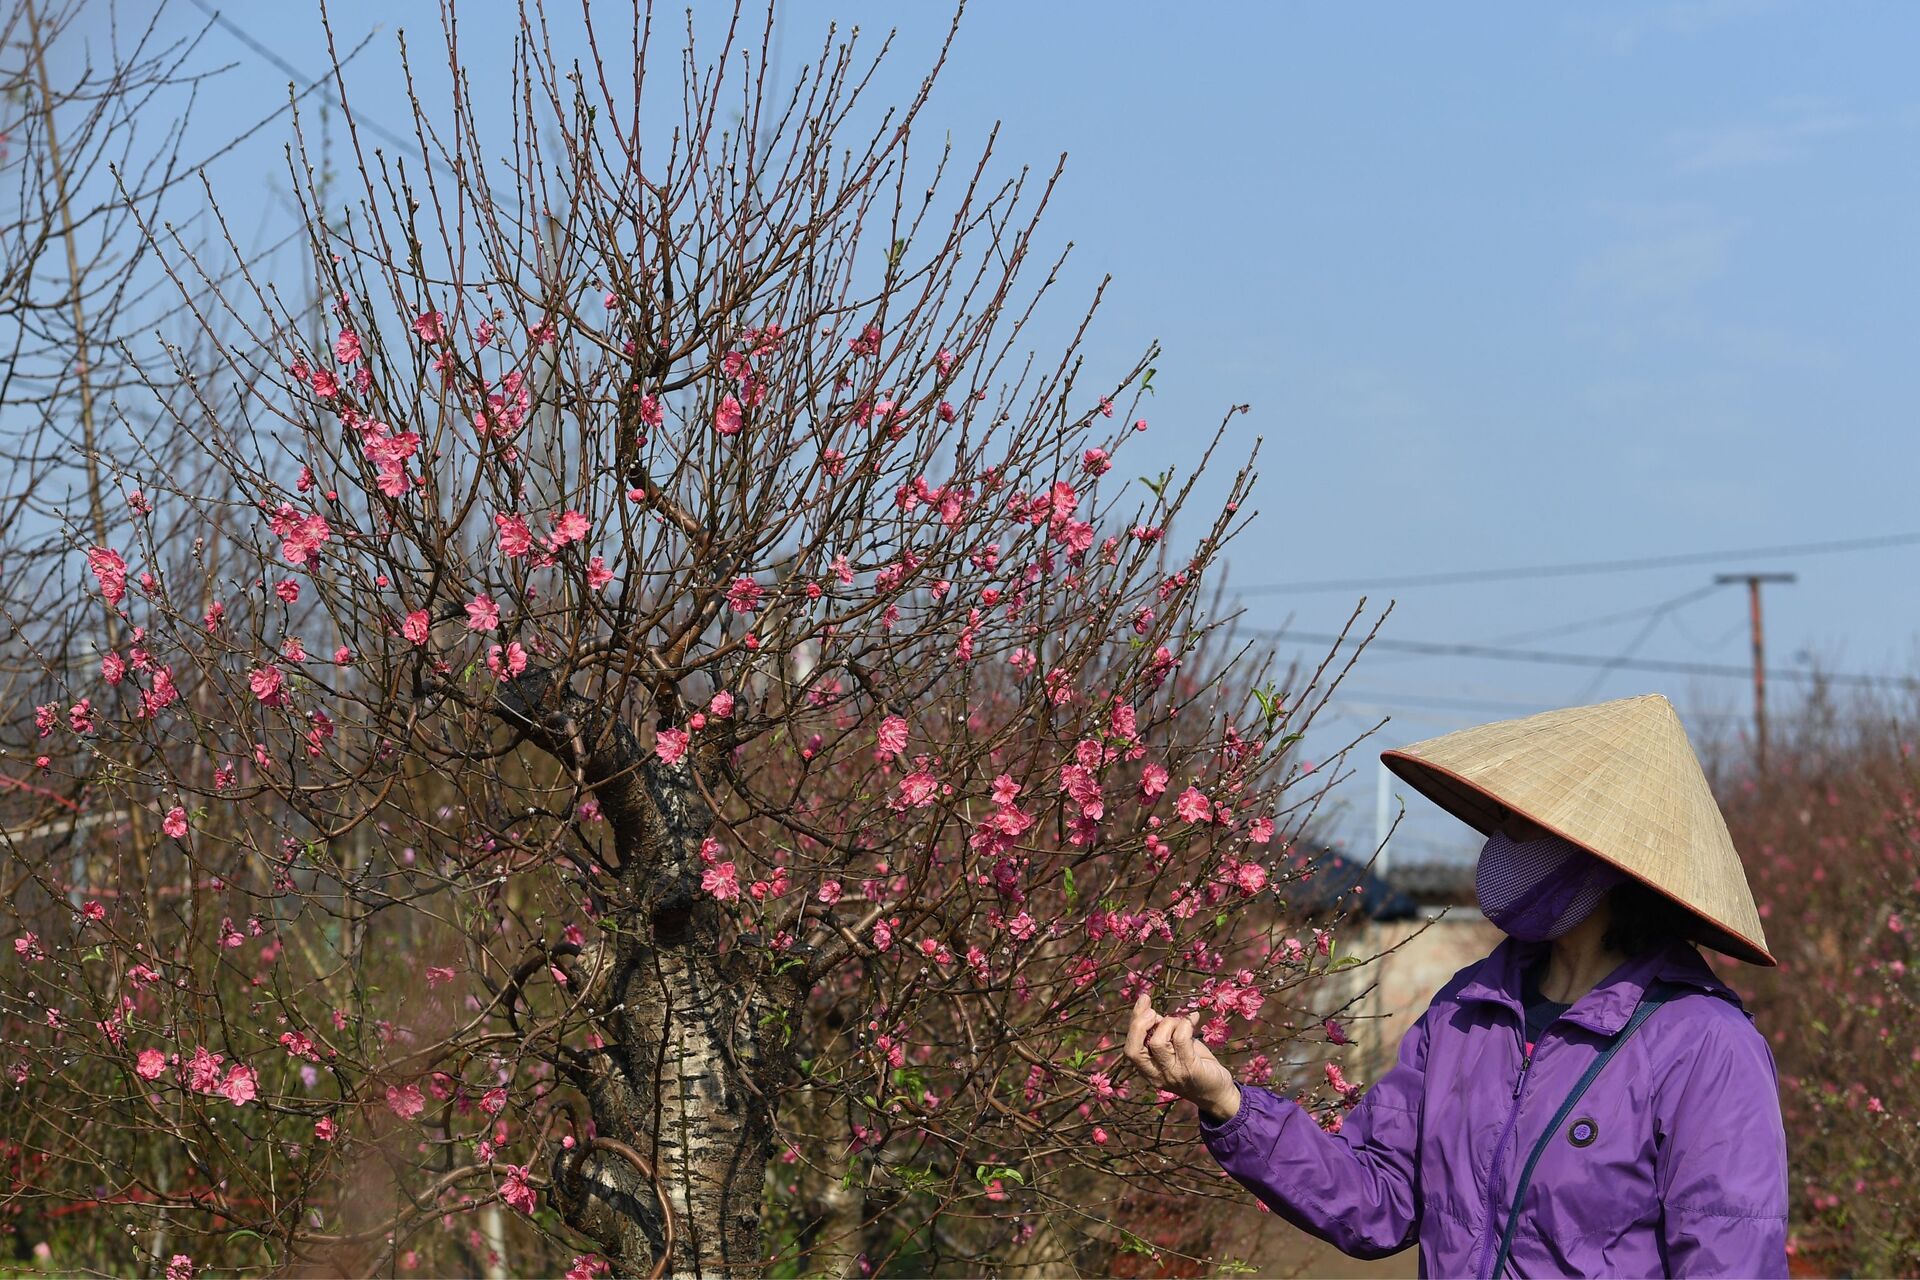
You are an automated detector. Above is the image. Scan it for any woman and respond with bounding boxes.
[1125,694,1788,1277]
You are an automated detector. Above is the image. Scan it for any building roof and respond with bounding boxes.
[1280,849,1480,920]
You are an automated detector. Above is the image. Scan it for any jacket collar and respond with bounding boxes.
[1457,936,1740,1037]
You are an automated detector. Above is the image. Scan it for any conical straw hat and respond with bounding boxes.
[1380,693,1773,966]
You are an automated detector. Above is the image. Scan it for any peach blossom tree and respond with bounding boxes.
[0,5,1385,1276]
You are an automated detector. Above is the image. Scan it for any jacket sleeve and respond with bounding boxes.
[1655,1008,1790,1278]
[1200,1009,1427,1259]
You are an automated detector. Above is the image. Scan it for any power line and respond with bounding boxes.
[1568,586,1719,702]
[186,0,456,179]
[1330,687,1751,722]
[1360,583,1728,672]
[1259,627,1910,689]
[1480,583,1723,648]
[1235,530,1920,596]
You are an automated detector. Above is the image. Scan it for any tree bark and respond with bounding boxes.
[499,672,784,1277]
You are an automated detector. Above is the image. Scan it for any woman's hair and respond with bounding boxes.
[1602,879,1700,956]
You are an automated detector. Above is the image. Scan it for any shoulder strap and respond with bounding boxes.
[1487,983,1678,1278]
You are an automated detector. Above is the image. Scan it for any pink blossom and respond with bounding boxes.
[135,1049,167,1080]
[184,1047,223,1093]
[334,329,363,364]
[87,547,128,604]
[386,1082,426,1119]
[465,595,500,632]
[277,511,331,566]
[501,1164,538,1214]
[877,715,909,755]
[655,727,690,765]
[1175,786,1213,824]
[162,807,188,840]
[1249,816,1275,844]
[487,642,529,678]
[401,610,431,645]
[496,513,534,558]
[1234,862,1268,895]
[896,769,940,809]
[709,690,735,719]
[726,576,764,613]
[817,881,843,905]
[1324,1018,1351,1046]
[549,509,590,548]
[412,311,444,342]
[586,557,613,590]
[714,394,743,436]
[701,862,740,902]
[101,652,126,684]
[314,1116,338,1141]
[280,1031,320,1061]
[219,1063,258,1106]
[1325,1061,1360,1099]
[250,665,285,706]
[1140,763,1170,799]
[166,1255,194,1280]
[425,966,456,988]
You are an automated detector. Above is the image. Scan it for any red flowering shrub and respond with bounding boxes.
[1714,698,1920,1277]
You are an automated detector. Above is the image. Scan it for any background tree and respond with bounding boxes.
[1714,691,1920,1278]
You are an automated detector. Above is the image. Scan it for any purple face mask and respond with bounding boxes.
[1475,828,1627,941]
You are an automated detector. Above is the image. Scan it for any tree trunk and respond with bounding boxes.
[550,757,785,1279]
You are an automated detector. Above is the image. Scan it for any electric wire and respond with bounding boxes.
[1235,530,1920,595]
[1568,587,1723,702]
[186,0,458,179]
[1256,627,1908,688]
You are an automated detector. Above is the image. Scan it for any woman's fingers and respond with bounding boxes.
[1125,991,1157,1062]
[1127,995,1211,1098]
[1145,1010,1184,1079]
[1170,1013,1195,1064]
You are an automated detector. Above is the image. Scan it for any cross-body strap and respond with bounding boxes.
[1488,983,1678,1278]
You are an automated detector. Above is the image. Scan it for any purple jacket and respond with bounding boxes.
[1203,939,1787,1277]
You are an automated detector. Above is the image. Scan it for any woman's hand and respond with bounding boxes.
[1125,990,1242,1123]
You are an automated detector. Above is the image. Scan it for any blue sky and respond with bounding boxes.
[140,0,1920,861]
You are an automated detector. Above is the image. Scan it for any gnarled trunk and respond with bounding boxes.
[551,760,784,1279]
[498,675,785,1277]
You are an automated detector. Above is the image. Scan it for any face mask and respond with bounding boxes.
[1475,828,1626,941]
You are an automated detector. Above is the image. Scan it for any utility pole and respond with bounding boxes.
[1714,573,1796,772]
[1374,761,1393,877]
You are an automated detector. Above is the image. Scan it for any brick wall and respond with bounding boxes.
[1344,911,1502,1075]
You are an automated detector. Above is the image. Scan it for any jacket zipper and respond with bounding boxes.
[1476,1032,1535,1279]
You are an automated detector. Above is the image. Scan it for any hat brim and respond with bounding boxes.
[1382,749,1776,967]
